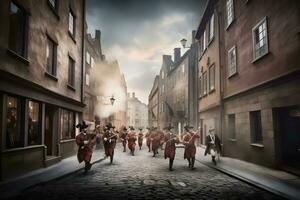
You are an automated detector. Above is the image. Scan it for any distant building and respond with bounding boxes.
[148,76,159,128]
[0,0,85,180]
[127,93,148,129]
[84,29,104,125]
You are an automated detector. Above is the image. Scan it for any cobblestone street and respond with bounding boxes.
[11,144,282,200]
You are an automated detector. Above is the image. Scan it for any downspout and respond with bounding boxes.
[80,0,86,105]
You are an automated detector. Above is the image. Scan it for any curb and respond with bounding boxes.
[195,159,295,200]
[2,156,107,200]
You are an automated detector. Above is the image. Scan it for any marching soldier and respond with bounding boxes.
[152,128,161,157]
[75,121,96,173]
[164,125,179,171]
[145,127,152,152]
[127,126,137,156]
[138,128,144,150]
[103,123,118,164]
[205,127,222,165]
[182,125,200,170]
[120,127,128,152]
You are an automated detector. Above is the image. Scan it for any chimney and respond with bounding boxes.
[192,30,196,44]
[174,48,181,63]
[95,30,101,40]
[162,55,173,72]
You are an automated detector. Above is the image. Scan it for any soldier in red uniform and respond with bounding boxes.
[164,125,179,171]
[103,123,118,164]
[138,128,144,150]
[75,121,96,173]
[182,125,200,169]
[152,128,161,157]
[120,127,128,152]
[145,128,152,152]
[127,126,137,156]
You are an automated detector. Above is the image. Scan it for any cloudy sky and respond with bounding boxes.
[86,0,207,104]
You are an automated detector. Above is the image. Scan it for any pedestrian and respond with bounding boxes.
[182,125,200,170]
[103,123,118,164]
[151,128,161,157]
[75,121,96,173]
[145,127,152,152]
[94,124,103,150]
[138,128,143,150]
[120,126,128,152]
[127,126,137,156]
[164,125,179,171]
[204,127,221,165]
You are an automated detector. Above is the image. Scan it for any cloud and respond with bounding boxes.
[86,0,207,103]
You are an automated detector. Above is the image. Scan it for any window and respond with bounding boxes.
[209,65,215,91]
[6,96,22,148]
[203,30,207,51]
[28,101,41,145]
[209,14,214,41]
[9,2,27,57]
[91,57,94,68]
[228,46,237,77]
[250,111,263,144]
[161,70,164,79]
[48,0,58,11]
[228,114,236,139]
[203,72,207,96]
[46,37,57,76]
[68,9,75,37]
[162,84,165,93]
[68,57,75,87]
[226,0,234,27]
[60,109,75,140]
[86,74,89,86]
[198,76,202,98]
[253,17,268,60]
[86,51,90,65]
[182,64,185,73]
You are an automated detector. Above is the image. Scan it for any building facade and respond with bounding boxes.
[84,29,104,126]
[195,0,224,145]
[148,76,159,128]
[221,0,300,172]
[127,93,148,129]
[0,0,85,180]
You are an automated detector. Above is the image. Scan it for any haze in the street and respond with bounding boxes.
[86,0,207,104]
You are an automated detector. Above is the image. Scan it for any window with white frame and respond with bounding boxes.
[209,64,215,91]
[91,57,94,68]
[86,51,91,65]
[203,71,207,95]
[228,46,237,77]
[68,9,75,36]
[209,14,214,41]
[226,0,234,27]
[203,30,207,51]
[161,70,164,79]
[253,17,268,60]
[182,64,185,73]
[85,74,89,86]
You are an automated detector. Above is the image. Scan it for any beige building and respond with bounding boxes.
[148,76,159,128]
[0,0,85,180]
[127,93,148,129]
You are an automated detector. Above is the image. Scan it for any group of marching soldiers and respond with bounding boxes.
[75,121,221,173]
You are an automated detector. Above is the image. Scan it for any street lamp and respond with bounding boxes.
[110,96,115,106]
[97,95,116,106]
[180,38,190,49]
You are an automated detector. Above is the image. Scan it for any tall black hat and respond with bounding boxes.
[130,126,135,130]
[164,124,174,131]
[123,127,128,131]
[106,123,115,130]
[184,125,194,131]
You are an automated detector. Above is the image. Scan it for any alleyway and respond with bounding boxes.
[9,144,282,200]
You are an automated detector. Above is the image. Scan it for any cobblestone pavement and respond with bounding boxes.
[11,143,282,200]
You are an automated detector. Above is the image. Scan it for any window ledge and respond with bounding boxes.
[67,84,76,91]
[228,71,238,79]
[44,71,58,81]
[60,138,75,143]
[47,2,60,20]
[252,51,269,64]
[226,19,235,31]
[208,88,216,94]
[7,49,30,65]
[250,143,264,148]
[207,37,215,47]
[68,31,76,44]
[2,145,45,153]
[228,138,237,142]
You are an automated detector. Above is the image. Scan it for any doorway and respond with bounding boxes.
[274,106,300,175]
[45,105,55,156]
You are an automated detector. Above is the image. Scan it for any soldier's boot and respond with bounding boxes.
[169,158,174,171]
[84,161,90,173]
[212,156,216,165]
[110,155,113,164]
[191,158,196,170]
[148,147,150,152]
[153,151,156,157]
[187,159,191,168]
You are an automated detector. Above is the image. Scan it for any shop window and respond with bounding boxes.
[250,110,263,144]
[6,96,22,148]
[28,101,41,145]
[60,109,75,140]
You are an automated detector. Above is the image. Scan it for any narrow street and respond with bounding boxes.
[11,144,282,200]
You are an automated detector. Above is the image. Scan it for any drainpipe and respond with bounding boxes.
[80,0,86,105]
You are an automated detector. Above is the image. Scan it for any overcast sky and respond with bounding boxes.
[86,0,207,104]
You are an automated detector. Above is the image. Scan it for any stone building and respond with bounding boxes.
[221,0,300,173]
[195,0,224,145]
[84,29,104,126]
[148,76,159,128]
[127,93,148,129]
[0,0,85,180]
